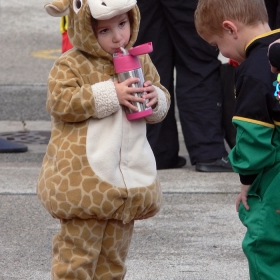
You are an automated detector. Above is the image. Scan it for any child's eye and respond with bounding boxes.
[73,0,83,14]
[119,21,127,27]
[99,28,108,34]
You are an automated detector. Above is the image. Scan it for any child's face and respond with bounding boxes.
[95,13,131,54]
[202,30,245,64]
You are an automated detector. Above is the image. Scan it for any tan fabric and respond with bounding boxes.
[52,218,134,279]
[37,0,170,224]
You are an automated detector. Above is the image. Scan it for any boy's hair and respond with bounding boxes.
[91,10,134,36]
[194,0,268,37]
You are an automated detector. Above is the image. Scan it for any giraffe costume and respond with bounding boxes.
[36,0,170,279]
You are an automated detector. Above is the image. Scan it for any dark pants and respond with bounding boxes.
[135,0,228,167]
[265,0,280,29]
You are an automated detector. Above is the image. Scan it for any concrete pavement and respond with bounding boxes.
[0,118,249,280]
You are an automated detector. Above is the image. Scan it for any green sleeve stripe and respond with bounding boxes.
[233,116,275,128]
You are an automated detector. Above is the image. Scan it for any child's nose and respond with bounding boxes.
[112,31,122,42]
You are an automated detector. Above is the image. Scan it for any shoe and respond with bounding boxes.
[157,156,187,170]
[0,138,28,153]
[195,157,233,172]
[174,156,187,168]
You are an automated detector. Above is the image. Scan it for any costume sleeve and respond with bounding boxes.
[228,75,277,184]
[46,56,119,122]
[140,54,170,124]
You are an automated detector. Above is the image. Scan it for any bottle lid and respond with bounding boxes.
[128,42,153,56]
[113,42,153,73]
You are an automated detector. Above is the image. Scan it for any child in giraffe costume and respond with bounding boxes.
[36,0,170,279]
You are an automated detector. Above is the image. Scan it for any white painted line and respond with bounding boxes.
[0,121,51,133]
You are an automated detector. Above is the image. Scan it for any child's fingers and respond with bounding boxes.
[125,102,139,112]
[242,196,250,211]
[235,195,241,212]
[143,80,152,87]
[236,193,249,211]
[145,97,157,108]
[124,77,141,86]
[235,201,239,212]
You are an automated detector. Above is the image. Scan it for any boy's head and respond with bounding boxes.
[194,0,269,63]
[195,0,268,37]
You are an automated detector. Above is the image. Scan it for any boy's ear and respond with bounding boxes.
[222,21,238,38]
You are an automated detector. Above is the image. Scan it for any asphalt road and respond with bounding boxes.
[0,0,61,86]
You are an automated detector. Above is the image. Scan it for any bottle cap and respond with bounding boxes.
[128,42,153,56]
[113,42,153,73]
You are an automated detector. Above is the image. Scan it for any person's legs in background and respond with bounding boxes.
[136,0,232,172]
[265,0,279,29]
[163,0,229,167]
[277,1,280,28]
[135,0,186,169]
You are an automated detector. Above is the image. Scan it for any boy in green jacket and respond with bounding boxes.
[195,0,280,279]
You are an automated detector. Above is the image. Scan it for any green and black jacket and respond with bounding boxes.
[229,29,280,184]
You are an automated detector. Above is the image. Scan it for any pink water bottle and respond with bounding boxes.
[113,42,153,121]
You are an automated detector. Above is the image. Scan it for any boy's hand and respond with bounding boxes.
[142,80,158,108]
[114,77,145,112]
[236,184,250,212]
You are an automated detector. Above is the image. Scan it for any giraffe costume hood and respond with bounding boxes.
[37,0,170,224]
[45,0,139,59]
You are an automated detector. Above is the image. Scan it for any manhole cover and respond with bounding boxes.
[0,131,51,144]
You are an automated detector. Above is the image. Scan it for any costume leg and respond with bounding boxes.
[161,0,228,165]
[52,218,134,280]
[52,218,107,279]
[135,0,181,169]
[94,219,134,279]
[239,168,280,279]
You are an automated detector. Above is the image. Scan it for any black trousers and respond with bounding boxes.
[135,0,228,167]
[265,0,280,29]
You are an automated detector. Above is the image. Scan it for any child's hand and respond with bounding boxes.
[236,184,250,212]
[114,77,145,112]
[142,80,158,108]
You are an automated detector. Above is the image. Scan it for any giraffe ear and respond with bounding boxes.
[44,0,70,17]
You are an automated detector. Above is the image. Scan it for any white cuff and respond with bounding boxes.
[91,80,120,119]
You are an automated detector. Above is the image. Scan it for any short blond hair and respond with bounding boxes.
[195,0,268,37]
